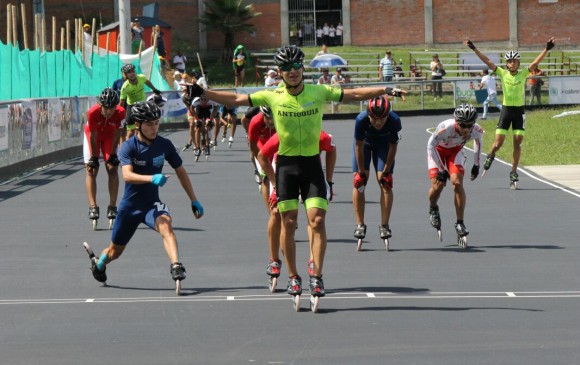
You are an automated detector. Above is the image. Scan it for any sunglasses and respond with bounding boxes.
[279,62,303,72]
[458,123,473,129]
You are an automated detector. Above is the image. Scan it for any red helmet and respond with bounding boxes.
[367,96,391,118]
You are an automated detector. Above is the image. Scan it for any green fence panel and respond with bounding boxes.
[0,42,12,100]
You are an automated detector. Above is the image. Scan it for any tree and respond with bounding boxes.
[199,0,262,61]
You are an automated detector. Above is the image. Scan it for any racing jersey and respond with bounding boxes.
[495,66,530,106]
[84,104,126,137]
[249,84,343,156]
[120,74,148,106]
[191,98,217,119]
[354,110,402,144]
[248,113,276,149]
[427,118,483,170]
[119,135,182,207]
[260,130,335,162]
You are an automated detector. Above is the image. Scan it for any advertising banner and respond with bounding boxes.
[548,77,580,104]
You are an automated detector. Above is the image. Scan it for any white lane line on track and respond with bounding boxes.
[2,291,580,305]
[425,127,580,199]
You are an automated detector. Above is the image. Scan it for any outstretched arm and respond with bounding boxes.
[529,37,555,72]
[342,86,407,103]
[465,40,497,72]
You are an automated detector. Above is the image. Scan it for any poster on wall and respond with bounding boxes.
[454,80,479,103]
[21,101,36,150]
[48,99,62,143]
[0,106,8,151]
[67,98,82,138]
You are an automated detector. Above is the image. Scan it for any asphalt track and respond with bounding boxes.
[1,115,579,365]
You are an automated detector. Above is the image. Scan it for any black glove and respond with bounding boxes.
[546,39,555,51]
[87,156,100,169]
[384,87,403,98]
[466,40,476,50]
[153,89,161,95]
[470,165,480,180]
[188,83,206,99]
[107,154,120,166]
[436,170,449,183]
[327,181,334,201]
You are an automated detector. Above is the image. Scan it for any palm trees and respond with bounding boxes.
[199,0,262,62]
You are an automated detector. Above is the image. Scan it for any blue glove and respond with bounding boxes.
[151,174,168,186]
[191,200,204,217]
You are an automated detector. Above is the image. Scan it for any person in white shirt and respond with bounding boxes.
[317,68,331,85]
[478,69,502,120]
[172,50,187,73]
[264,69,280,87]
[378,50,395,82]
[331,68,346,113]
[336,22,343,46]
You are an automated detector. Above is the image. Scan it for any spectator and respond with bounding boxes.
[172,50,187,73]
[336,22,344,46]
[328,24,336,46]
[317,68,331,85]
[151,25,166,66]
[131,19,144,54]
[316,26,323,46]
[528,68,545,105]
[316,43,328,57]
[265,69,280,87]
[322,22,330,46]
[430,53,445,100]
[83,24,92,66]
[331,68,346,113]
[232,44,251,87]
[173,71,183,92]
[379,50,395,82]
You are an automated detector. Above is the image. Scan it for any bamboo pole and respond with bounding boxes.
[66,20,70,50]
[21,3,29,49]
[91,18,96,58]
[105,31,110,54]
[74,18,79,53]
[52,17,56,52]
[60,27,65,50]
[7,5,12,46]
[41,12,46,52]
[34,14,39,49]
[11,5,18,46]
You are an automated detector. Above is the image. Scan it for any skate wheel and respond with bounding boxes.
[356,238,363,252]
[92,220,98,231]
[437,230,442,242]
[229,142,232,148]
[310,295,320,313]
[292,295,300,312]
[269,277,277,293]
[108,219,114,230]
[83,241,95,258]
[175,280,182,296]
[510,182,517,190]
[384,238,390,251]
[457,235,468,249]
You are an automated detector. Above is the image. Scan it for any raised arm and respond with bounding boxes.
[342,86,407,103]
[529,37,555,72]
[465,40,497,72]
[188,83,251,107]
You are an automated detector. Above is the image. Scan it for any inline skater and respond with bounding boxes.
[183,45,406,311]
[214,104,238,148]
[182,96,218,160]
[119,63,162,142]
[86,101,204,295]
[427,103,483,247]
[83,88,126,230]
[465,37,555,188]
[352,95,402,251]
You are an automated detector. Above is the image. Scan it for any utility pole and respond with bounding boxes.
[118,0,131,54]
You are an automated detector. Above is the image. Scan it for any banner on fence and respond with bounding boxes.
[549,76,580,104]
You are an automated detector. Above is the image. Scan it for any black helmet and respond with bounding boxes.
[146,93,167,108]
[190,69,201,79]
[121,63,136,74]
[130,102,161,123]
[273,45,305,66]
[259,106,272,119]
[367,95,391,119]
[99,87,119,108]
[453,103,478,125]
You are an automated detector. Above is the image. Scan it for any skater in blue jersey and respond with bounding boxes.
[87,102,204,289]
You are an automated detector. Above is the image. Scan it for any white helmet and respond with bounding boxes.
[504,51,521,61]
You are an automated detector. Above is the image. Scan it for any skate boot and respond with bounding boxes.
[182,143,192,151]
[429,206,442,241]
[309,276,325,313]
[89,206,100,230]
[228,136,234,148]
[266,259,282,292]
[90,256,107,283]
[106,206,117,230]
[455,222,469,248]
[482,154,495,176]
[193,148,201,161]
[287,275,302,311]
[170,262,186,295]
[510,171,519,190]
[379,224,392,251]
[254,169,263,185]
[221,134,226,143]
[307,259,314,277]
[354,223,366,251]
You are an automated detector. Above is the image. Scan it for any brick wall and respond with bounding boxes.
[518,0,577,48]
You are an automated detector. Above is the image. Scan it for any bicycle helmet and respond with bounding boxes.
[259,106,272,119]
[121,63,136,74]
[453,103,478,125]
[99,87,120,108]
[146,93,167,108]
[504,51,521,61]
[130,102,161,123]
[273,45,305,66]
[367,96,392,119]
[190,70,201,79]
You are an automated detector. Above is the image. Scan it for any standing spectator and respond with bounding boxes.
[317,68,331,85]
[316,26,324,47]
[232,44,251,87]
[151,25,166,65]
[465,38,555,186]
[430,54,445,100]
[173,71,183,92]
[83,24,92,67]
[328,24,336,46]
[131,19,144,54]
[297,28,303,47]
[172,50,187,73]
[379,50,395,82]
[322,23,330,46]
[478,68,502,120]
[336,22,344,46]
[352,96,402,249]
[528,68,545,105]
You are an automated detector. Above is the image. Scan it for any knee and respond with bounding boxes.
[309,214,326,231]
